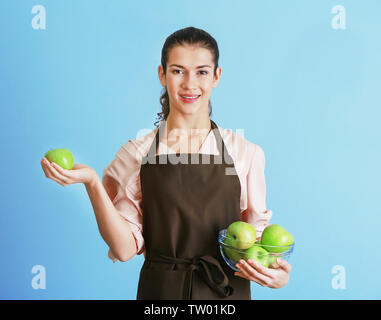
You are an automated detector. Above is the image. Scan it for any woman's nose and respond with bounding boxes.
[182,73,198,89]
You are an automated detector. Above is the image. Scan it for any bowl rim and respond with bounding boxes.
[218,228,295,250]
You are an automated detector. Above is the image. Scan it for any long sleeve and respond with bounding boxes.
[241,144,273,238]
[102,142,145,261]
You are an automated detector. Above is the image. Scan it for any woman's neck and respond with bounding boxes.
[165,112,211,134]
[161,112,212,153]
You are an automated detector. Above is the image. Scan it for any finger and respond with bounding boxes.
[41,158,49,170]
[42,165,66,186]
[246,259,273,277]
[50,161,72,177]
[235,268,267,287]
[41,159,58,181]
[237,260,271,285]
[52,162,87,182]
[277,258,292,273]
[41,159,50,176]
[41,159,64,185]
[72,164,87,170]
[44,161,70,185]
[49,163,71,184]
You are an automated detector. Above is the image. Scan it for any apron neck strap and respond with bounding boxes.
[148,119,232,163]
[210,120,231,162]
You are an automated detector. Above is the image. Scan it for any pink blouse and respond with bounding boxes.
[102,123,273,262]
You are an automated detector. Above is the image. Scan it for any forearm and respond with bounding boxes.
[85,176,137,262]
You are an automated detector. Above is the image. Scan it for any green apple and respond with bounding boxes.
[245,245,270,267]
[45,148,74,170]
[223,237,245,262]
[225,221,256,250]
[267,255,278,268]
[261,224,294,253]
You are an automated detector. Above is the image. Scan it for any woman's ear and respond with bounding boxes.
[158,65,166,87]
[212,66,222,88]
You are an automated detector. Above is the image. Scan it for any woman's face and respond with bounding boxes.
[158,44,221,117]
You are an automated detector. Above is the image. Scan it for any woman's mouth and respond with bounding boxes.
[179,94,201,103]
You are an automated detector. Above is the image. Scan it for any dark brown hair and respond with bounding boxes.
[154,27,220,127]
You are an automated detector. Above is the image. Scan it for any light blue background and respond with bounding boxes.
[1,0,380,299]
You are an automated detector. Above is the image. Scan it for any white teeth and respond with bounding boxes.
[181,95,199,99]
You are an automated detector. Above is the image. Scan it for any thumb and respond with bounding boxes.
[277,258,292,273]
[72,164,88,170]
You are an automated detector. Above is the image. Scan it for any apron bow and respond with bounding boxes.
[149,254,234,299]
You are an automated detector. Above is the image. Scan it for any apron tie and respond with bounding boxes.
[147,254,234,299]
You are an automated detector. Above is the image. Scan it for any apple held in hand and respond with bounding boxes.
[252,240,279,268]
[260,224,294,253]
[45,148,74,170]
[225,221,256,250]
[267,255,279,268]
[245,245,270,268]
[223,237,245,262]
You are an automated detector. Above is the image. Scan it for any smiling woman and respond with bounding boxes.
[100,26,288,300]
[41,26,287,301]
[155,27,220,128]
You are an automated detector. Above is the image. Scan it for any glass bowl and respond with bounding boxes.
[218,229,294,272]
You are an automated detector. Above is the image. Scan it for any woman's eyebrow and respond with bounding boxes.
[169,64,212,69]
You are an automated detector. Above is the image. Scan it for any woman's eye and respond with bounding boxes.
[172,69,208,75]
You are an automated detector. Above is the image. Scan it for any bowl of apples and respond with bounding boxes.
[218,222,294,272]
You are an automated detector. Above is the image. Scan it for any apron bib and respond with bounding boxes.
[136,120,251,300]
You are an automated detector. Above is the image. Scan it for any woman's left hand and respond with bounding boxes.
[234,258,291,288]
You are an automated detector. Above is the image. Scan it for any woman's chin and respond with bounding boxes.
[173,102,206,116]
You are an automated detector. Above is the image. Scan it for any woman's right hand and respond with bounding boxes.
[41,157,97,187]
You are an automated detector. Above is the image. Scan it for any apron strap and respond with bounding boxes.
[145,119,234,165]
[210,120,234,165]
[147,254,234,299]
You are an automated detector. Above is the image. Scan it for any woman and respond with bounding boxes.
[40,27,291,299]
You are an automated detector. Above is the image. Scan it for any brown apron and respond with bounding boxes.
[136,119,251,300]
